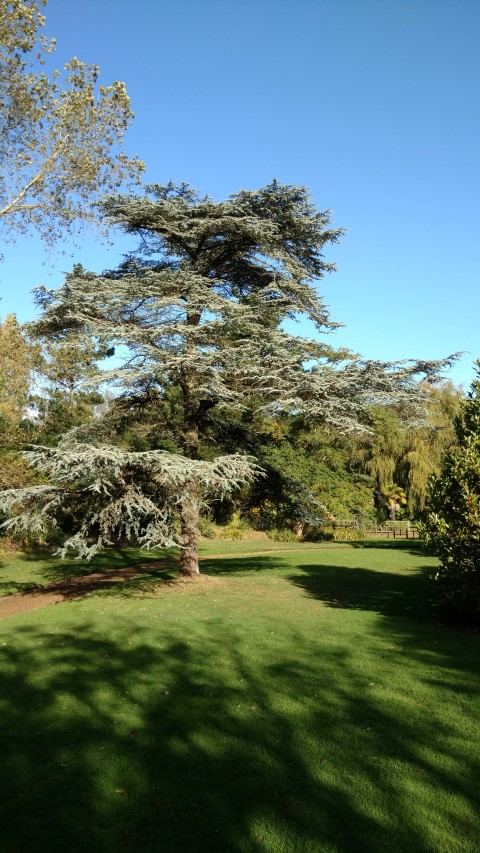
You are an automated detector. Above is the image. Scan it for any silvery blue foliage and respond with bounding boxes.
[5,182,456,564]
[0,436,257,558]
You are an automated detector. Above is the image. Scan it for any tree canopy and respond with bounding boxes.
[0,0,144,245]
[1,181,455,572]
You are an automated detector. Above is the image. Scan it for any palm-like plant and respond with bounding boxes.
[382,484,407,521]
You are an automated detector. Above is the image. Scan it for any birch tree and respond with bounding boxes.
[0,0,144,245]
[1,181,454,574]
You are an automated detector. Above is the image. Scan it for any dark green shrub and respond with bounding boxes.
[303,525,334,542]
[421,365,480,622]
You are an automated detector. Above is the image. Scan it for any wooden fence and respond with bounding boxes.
[327,522,421,540]
[359,525,420,540]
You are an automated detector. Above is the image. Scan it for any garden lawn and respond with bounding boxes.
[1,542,479,852]
[0,538,340,596]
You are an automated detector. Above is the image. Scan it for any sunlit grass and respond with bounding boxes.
[1,542,479,852]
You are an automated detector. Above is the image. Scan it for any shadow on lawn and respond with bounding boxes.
[290,562,439,621]
[201,555,285,575]
[17,547,180,585]
[2,549,480,852]
[350,539,425,554]
[1,611,480,853]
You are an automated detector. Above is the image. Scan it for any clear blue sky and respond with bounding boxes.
[1,0,479,387]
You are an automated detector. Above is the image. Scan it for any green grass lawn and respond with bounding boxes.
[1,541,480,852]
[0,538,346,596]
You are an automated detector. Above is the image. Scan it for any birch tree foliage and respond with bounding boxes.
[0,0,144,244]
[3,181,456,569]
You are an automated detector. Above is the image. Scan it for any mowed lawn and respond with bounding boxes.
[1,542,480,853]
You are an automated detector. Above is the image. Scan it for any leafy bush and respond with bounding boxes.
[303,524,365,542]
[267,527,298,543]
[332,527,365,542]
[217,512,247,540]
[421,365,480,622]
[199,516,216,539]
[303,525,333,542]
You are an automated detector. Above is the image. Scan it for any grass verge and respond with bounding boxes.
[1,542,479,852]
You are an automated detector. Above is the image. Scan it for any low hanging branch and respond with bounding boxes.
[0,439,257,560]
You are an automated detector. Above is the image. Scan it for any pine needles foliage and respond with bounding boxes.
[2,181,456,573]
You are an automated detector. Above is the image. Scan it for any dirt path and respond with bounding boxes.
[0,546,347,621]
[0,562,174,621]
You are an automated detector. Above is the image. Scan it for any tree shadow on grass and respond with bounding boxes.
[0,581,41,596]
[7,547,180,586]
[350,539,425,555]
[1,609,480,853]
[289,562,440,621]
[91,556,284,600]
[200,555,286,576]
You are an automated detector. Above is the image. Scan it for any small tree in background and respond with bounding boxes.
[32,335,108,444]
[0,314,36,438]
[0,314,39,492]
[1,182,454,574]
[421,363,480,621]
[382,484,407,521]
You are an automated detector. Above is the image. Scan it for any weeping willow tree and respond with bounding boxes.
[351,383,462,518]
[398,383,462,516]
[0,181,454,574]
[350,407,406,515]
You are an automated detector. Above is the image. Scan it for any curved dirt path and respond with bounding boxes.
[0,546,348,621]
[0,562,173,620]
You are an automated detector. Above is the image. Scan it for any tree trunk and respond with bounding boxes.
[179,348,202,576]
[293,520,305,540]
[179,496,200,576]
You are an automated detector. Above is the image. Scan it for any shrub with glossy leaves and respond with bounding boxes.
[421,364,480,621]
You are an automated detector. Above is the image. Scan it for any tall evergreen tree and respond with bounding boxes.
[1,182,453,573]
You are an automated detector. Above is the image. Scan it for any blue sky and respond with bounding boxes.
[1,0,479,387]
